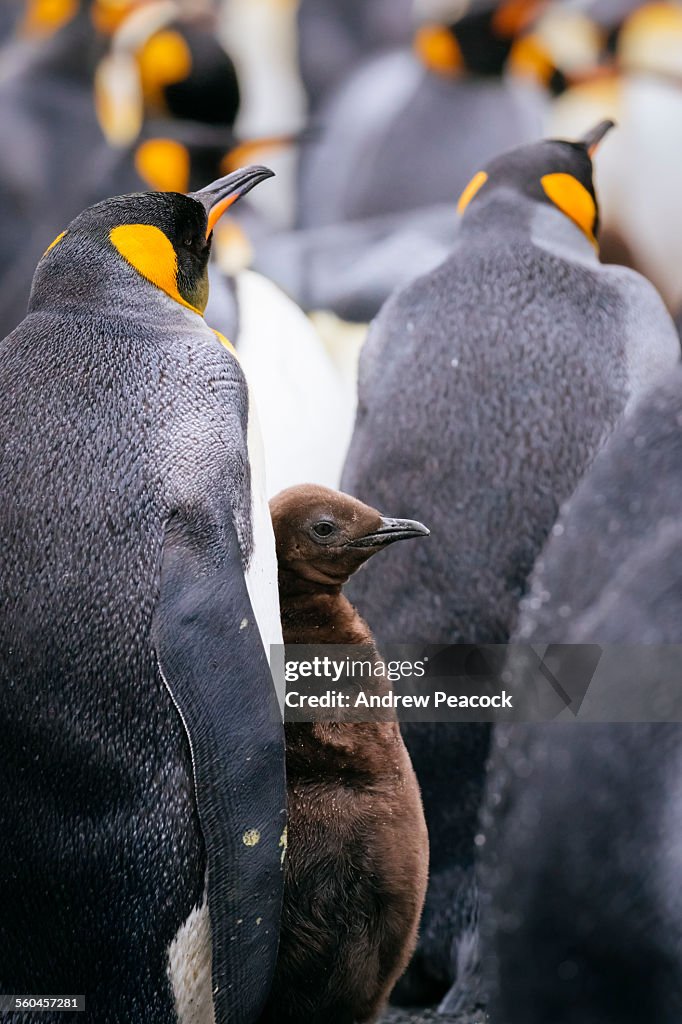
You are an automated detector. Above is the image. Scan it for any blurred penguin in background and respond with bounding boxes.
[549,1,682,316]
[0,0,21,43]
[253,200,458,324]
[602,1,682,317]
[0,0,247,339]
[297,0,413,113]
[341,123,680,1011]
[297,0,549,230]
[218,0,306,229]
[256,0,555,326]
[0,0,106,340]
[481,363,682,1024]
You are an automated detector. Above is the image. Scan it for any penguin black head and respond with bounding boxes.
[32,165,273,315]
[270,485,430,589]
[413,0,547,77]
[139,22,241,127]
[456,120,615,247]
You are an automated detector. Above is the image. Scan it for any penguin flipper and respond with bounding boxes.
[153,513,285,1024]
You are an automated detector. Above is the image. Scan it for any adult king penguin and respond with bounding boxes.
[341,122,680,1009]
[0,166,285,1023]
[481,364,682,1023]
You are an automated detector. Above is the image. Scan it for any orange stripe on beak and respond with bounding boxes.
[189,165,275,239]
[206,193,238,238]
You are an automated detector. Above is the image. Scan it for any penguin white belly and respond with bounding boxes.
[616,76,682,311]
[234,270,355,497]
[244,375,284,666]
[167,889,215,1024]
[218,0,305,228]
[600,262,681,411]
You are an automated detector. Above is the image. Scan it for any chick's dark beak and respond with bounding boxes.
[190,164,275,238]
[348,516,431,549]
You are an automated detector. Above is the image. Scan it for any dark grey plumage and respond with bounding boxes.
[0,186,284,1023]
[0,12,109,340]
[297,0,412,111]
[254,203,455,322]
[480,365,682,1024]
[341,134,679,1008]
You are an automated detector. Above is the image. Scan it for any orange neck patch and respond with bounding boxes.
[21,0,78,37]
[42,229,67,258]
[137,29,192,112]
[414,24,464,77]
[109,223,203,314]
[212,328,236,355]
[540,173,598,248]
[457,171,488,215]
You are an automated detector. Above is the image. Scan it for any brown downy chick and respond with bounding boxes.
[262,484,430,1024]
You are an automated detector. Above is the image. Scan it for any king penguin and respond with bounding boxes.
[297,0,548,230]
[0,166,285,1024]
[341,122,680,1009]
[480,363,682,1023]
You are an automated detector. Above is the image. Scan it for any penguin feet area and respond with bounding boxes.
[3,2,682,1023]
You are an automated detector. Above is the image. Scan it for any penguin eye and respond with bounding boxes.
[312,521,336,539]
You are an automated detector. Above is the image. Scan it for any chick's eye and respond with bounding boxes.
[312,522,335,538]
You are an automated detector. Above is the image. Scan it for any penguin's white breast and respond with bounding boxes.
[243,373,284,666]
[167,887,215,1024]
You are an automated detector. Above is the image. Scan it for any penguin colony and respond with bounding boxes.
[1,2,682,1023]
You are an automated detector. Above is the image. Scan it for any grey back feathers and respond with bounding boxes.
[516,363,682,645]
[342,191,679,647]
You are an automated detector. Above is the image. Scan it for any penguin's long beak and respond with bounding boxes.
[190,165,275,238]
[348,517,431,549]
[580,119,616,158]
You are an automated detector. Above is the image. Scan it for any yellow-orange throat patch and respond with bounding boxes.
[22,0,78,37]
[43,230,67,258]
[457,171,488,215]
[109,224,202,314]
[540,173,598,247]
[137,29,192,112]
[413,24,464,77]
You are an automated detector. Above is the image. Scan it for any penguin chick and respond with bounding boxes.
[262,483,430,1024]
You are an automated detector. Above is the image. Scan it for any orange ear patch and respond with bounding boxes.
[137,29,192,111]
[541,173,598,247]
[91,0,135,36]
[21,0,78,37]
[457,171,488,215]
[109,224,203,314]
[134,138,190,193]
[413,24,464,77]
[508,34,556,85]
[493,0,545,38]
